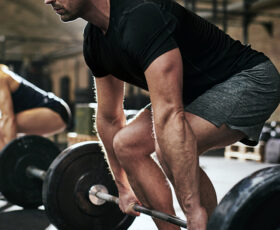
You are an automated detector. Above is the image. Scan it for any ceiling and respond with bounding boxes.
[0,0,279,62]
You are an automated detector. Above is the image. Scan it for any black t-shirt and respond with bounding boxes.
[83,0,268,104]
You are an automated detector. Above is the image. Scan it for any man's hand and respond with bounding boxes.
[118,188,141,216]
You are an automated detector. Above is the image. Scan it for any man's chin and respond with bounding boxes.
[60,15,78,22]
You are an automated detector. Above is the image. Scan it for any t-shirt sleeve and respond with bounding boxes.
[120,3,178,71]
[83,23,109,77]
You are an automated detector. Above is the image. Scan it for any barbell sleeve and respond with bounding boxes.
[89,188,187,228]
[26,166,46,181]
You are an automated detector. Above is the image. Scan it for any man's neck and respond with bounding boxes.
[82,0,110,34]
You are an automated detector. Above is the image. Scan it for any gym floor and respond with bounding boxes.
[0,153,276,230]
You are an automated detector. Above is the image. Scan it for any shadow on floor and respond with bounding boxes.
[0,207,50,230]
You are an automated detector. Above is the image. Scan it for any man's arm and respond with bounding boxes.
[144,48,206,229]
[95,75,132,193]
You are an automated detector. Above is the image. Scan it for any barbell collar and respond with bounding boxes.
[89,185,187,228]
[26,166,46,181]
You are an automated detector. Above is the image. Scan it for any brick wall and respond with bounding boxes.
[48,54,88,102]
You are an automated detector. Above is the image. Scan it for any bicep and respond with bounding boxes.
[95,75,125,119]
[144,48,184,117]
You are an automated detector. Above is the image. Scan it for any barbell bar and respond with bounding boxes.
[26,165,187,228]
[89,184,187,228]
[26,166,47,181]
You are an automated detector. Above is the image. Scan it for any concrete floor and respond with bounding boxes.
[0,155,276,230]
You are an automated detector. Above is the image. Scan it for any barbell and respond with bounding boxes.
[88,185,187,227]
[0,135,280,230]
[0,136,135,229]
[43,140,187,229]
[0,136,185,229]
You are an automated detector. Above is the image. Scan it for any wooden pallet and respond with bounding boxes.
[224,141,265,162]
[67,132,99,146]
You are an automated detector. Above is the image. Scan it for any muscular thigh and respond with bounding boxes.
[185,112,246,155]
[139,105,245,156]
[116,108,155,156]
[15,107,65,135]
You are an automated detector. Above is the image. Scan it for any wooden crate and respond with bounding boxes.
[67,132,99,147]
[224,141,265,162]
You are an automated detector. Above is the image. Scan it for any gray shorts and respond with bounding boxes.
[145,60,280,146]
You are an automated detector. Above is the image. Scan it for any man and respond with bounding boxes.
[44,0,280,229]
[0,64,72,150]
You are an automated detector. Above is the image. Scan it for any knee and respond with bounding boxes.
[113,129,134,164]
[113,127,152,166]
[47,110,67,133]
[55,116,67,131]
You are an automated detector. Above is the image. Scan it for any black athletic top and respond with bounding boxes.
[12,77,72,128]
[83,0,268,104]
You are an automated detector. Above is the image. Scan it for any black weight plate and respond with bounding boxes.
[0,135,60,208]
[43,141,135,230]
[207,165,280,230]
